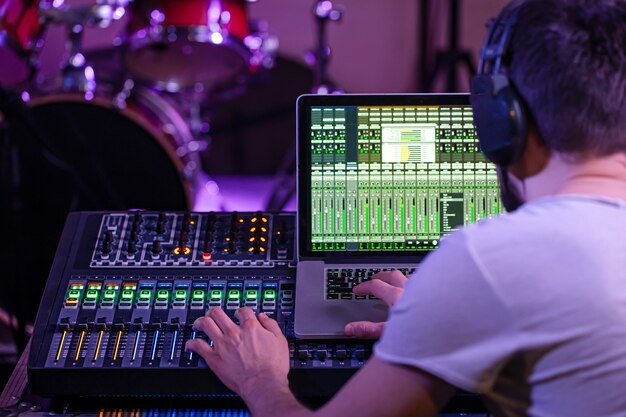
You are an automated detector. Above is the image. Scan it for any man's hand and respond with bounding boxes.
[344,270,408,339]
[185,307,290,400]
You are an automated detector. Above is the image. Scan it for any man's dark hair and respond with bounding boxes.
[508,0,626,157]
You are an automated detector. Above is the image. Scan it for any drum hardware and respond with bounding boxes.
[37,0,129,96]
[124,0,277,94]
[0,0,47,86]
[306,0,344,95]
[265,1,344,212]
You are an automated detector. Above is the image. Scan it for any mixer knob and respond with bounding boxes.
[180,231,189,243]
[202,240,212,253]
[77,323,89,332]
[277,221,288,244]
[316,346,328,361]
[130,230,139,242]
[156,220,166,234]
[104,230,114,242]
[102,240,112,255]
[228,240,237,254]
[158,212,166,223]
[127,240,137,254]
[152,239,162,255]
[133,212,143,225]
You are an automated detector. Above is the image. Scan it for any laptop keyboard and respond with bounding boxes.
[325,268,416,300]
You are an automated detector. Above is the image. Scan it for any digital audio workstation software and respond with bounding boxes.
[308,104,503,252]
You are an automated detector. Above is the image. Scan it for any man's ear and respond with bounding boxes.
[509,126,551,179]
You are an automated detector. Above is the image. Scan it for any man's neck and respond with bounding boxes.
[559,152,626,202]
[510,152,626,204]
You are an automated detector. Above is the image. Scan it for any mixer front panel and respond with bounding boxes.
[28,211,372,397]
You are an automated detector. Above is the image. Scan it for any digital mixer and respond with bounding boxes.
[28,211,374,397]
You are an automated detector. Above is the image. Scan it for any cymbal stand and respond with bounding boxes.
[423,0,476,92]
[307,0,344,94]
[265,1,345,212]
[38,1,127,95]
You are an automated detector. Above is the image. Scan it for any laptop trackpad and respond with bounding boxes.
[294,261,389,339]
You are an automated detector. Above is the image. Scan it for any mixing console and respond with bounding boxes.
[28,211,372,397]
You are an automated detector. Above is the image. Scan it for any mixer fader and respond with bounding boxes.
[28,211,372,398]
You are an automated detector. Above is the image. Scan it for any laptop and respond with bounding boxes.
[294,93,503,338]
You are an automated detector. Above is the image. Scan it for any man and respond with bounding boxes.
[186,0,626,415]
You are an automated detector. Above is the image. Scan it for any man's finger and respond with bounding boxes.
[353,279,403,306]
[344,321,386,339]
[209,308,239,336]
[193,316,223,341]
[372,270,409,288]
[258,313,283,338]
[185,337,216,364]
[235,307,257,328]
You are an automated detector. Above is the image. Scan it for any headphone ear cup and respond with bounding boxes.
[471,74,527,166]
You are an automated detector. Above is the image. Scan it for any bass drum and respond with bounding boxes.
[22,86,203,212]
[6,67,204,323]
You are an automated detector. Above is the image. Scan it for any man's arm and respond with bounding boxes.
[186,308,456,417]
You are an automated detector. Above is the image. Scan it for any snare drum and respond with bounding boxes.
[23,85,203,211]
[125,0,254,92]
[0,0,43,86]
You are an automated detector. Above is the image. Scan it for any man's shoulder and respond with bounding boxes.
[461,195,604,247]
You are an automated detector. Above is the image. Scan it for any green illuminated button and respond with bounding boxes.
[175,290,186,299]
[121,291,133,300]
[68,290,81,298]
[246,290,258,300]
[157,290,169,299]
[86,290,98,299]
[139,290,151,299]
[228,290,240,299]
[263,290,276,300]
[103,290,116,299]
[192,290,205,300]
[210,290,222,300]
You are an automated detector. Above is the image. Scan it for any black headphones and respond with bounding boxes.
[470,2,528,167]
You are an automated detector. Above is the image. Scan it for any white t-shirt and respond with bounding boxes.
[375,195,626,417]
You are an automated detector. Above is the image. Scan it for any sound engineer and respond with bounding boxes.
[186,0,626,416]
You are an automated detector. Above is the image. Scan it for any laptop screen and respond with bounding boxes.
[297,94,504,258]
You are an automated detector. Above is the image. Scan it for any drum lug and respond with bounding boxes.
[113,79,135,109]
[176,141,208,158]
[245,23,278,69]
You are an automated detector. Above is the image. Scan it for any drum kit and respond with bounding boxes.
[0,0,278,212]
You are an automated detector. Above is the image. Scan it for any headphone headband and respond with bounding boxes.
[470,0,528,167]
